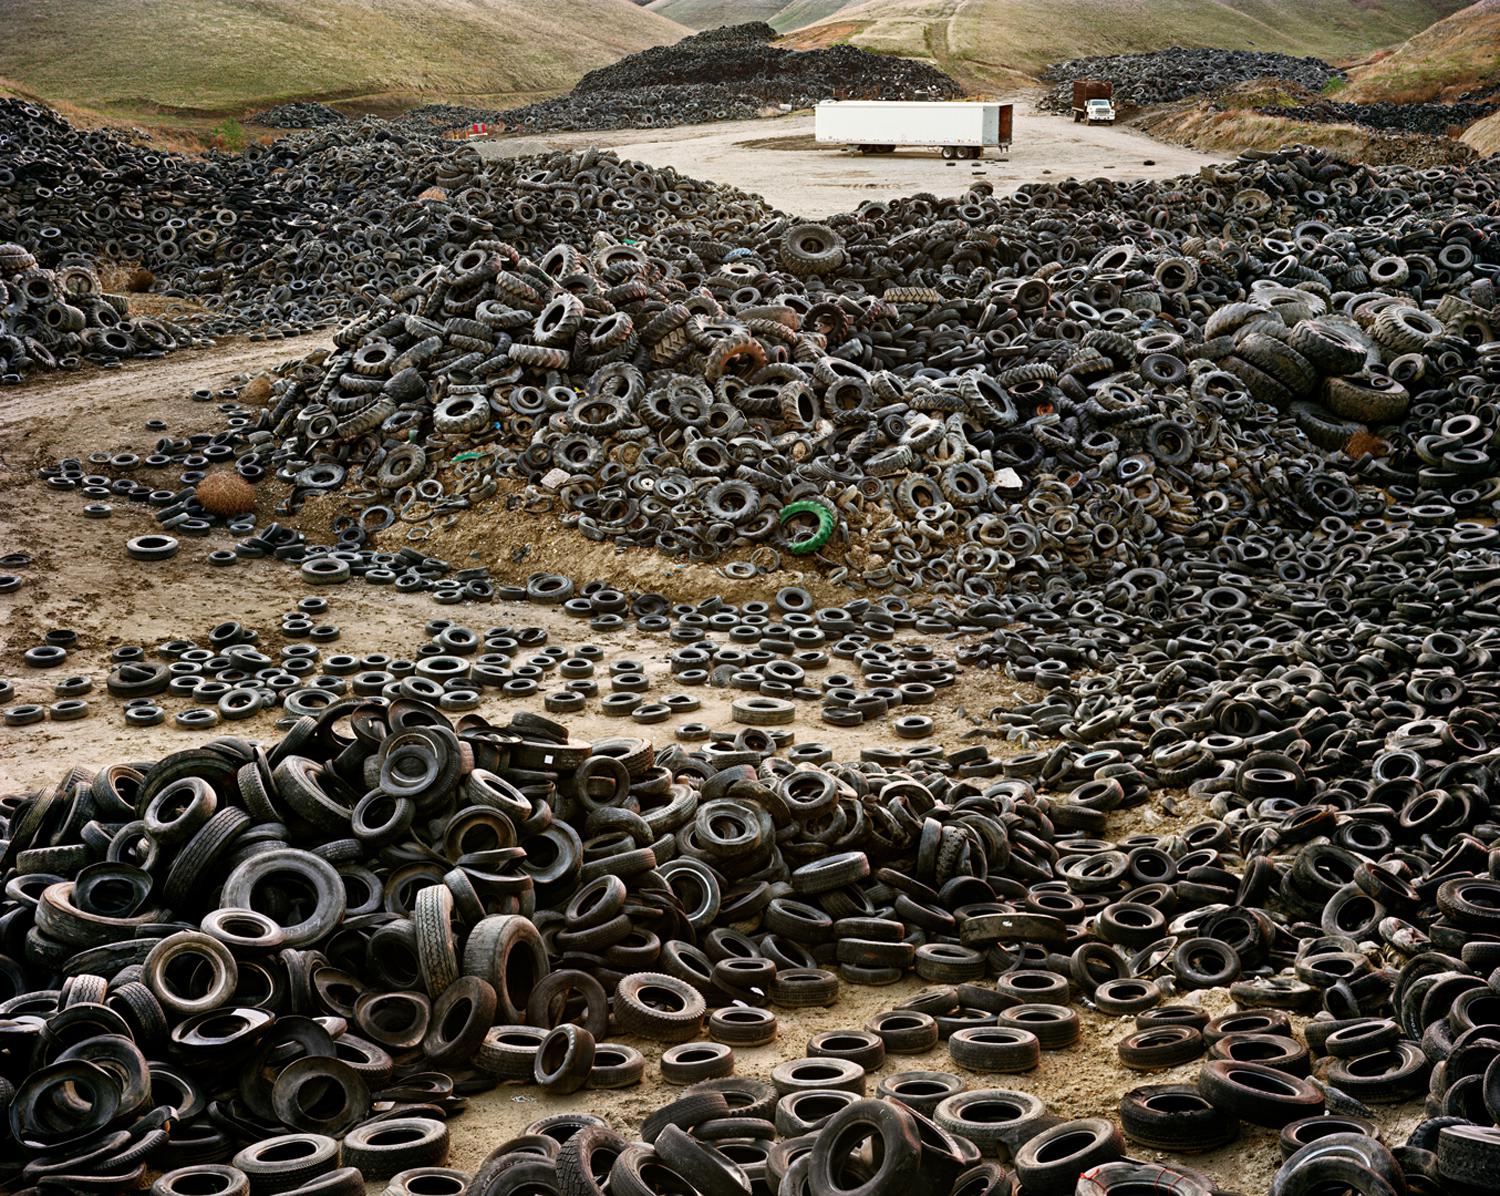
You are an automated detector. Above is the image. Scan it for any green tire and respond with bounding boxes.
[779,500,835,556]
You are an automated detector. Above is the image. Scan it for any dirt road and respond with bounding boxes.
[478,96,1224,216]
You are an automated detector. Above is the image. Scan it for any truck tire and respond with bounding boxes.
[942,147,957,160]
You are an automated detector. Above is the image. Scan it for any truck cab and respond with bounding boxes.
[1085,98,1115,124]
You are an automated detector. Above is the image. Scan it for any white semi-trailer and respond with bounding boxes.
[814,100,1013,160]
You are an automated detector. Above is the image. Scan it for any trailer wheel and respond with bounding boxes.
[1074,112,1082,123]
[941,146,957,160]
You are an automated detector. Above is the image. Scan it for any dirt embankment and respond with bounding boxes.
[1137,81,1478,167]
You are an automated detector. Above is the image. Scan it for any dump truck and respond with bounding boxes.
[1072,80,1115,124]
[814,101,1013,160]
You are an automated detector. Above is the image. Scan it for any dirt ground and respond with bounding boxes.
[477,97,1226,216]
[0,331,1035,791]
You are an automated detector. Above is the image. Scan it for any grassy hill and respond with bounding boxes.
[0,0,688,118]
[646,0,787,26]
[1343,0,1500,101]
[646,0,857,30]
[770,0,860,29]
[783,0,1470,91]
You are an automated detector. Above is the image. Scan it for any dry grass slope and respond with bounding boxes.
[785,0,1469,91]
[646,0,787,27]
[1343,0,1500,101]
[771,0,861,30]
[1142,95,1477,166]
[1463,108,1500,154]
[0,0,689,117]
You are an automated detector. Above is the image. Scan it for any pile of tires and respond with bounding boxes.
[56,143,1489,588]
[1038,48,1345,110]
[0,242,202,379]
[248,102,348,129]
[1256,99,1497,137]
[447,21,962,136]
[3,675,1500,1192]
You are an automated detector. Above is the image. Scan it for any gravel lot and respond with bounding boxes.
[477,97,1223,216]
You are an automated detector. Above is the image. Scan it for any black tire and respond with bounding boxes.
[652,1126,751,1196]
[776,1090,859,1137]
[934,1088,1049,1155]
[232,1135,340,1195]
[526,969,609,1040]
[949,1164,1014,1196]
[877,1071,968,1119]
[1280,1115,1378,1160]
[1172,938,1241,989]
[1371,306,1443,354]
[1118,1026,1204,1070]
[153,1166,250,1196]
[779,224,845,277]
[341,1118,449,1180]
[1437,1125,1500,1188]
[1198,1060,1323,1128]
[1325,1043,1428,1103]
[771,968,838,1008]
[1120,1084,1238,1152]
[557,1123,630,1196]
[683,1078,776,1123]
[1222,354,1294,407]
[1274,1134,1404,1196]
[1286,320,1366,375]
[995,1005,1079,1049]
[422,976,497,1068]
[770,1056,866,1097]
[641,1092,733,1145]
[475,1026,548,1080]
[809,1100,922,1196]
[948,1026,1040,1073]
[808,1029,885,1072]
[1014,1119,1123,1196]
[464,914,549,1024]
[866,1010,939,1054]
[588,1044,646,1090]
[413,884,459,999]
[661,1042,734,1085]
[1291,401,1365,450]
[220,849,344,948]
[709,1006,778,1048]
[534,1024,595,1095]
[1236,332,1316,396]
[270,1058,370,1138]
[1093,978,1161,1016]
[1322,374,1410,424]
[614,973,706,1043]
[281,1168,364,1196]
[143,931,238,1017]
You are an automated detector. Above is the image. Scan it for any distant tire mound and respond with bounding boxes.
[408,22,961,136]
[1038,48,1345,110]
[249,103,348,129]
